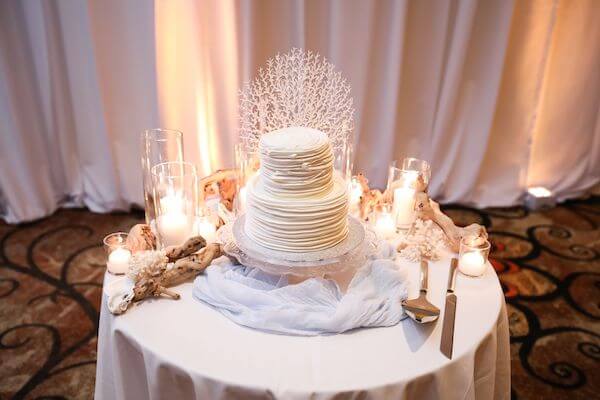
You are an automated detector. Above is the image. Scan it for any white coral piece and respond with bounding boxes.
[398,219,448,262]
[239,48,354,152]
[127,250,168,281]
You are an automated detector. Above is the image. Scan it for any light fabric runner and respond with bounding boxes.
[192,241,408,335]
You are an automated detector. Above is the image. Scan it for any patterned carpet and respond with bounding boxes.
[0,199,598,399]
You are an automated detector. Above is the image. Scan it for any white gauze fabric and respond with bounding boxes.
[192,241,408,336]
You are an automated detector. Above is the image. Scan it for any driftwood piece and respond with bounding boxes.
[131,244,223,301]
[126,224,156,253]
[199,169,237,203]
[162,244,223,287]
[218,178,237,212]
[356,174,385,220]
[414,192,487,252]
[110,238,223,314]
[165,236,207,261]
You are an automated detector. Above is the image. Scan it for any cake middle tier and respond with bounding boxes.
[245,174,349,252]
[259,127,334,198]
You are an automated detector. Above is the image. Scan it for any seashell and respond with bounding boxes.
[126,224,156,253]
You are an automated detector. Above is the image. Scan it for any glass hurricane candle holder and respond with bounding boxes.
[141,129,183,227]
[458,235,491,277]
[333,138,354,182]
[234,143,260,215]
[387,157,431,228]
[151,161,198,248]
[387,165,420,229]
[373,204,396,240]
[401,157,431,191]
[348,176,362,216]
[103,232,131,275]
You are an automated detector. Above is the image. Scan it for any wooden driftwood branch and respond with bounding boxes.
[353,176,487,253]
[356,174,385,220]
[414,192,487,252]
[126,224,157,253]
[198,168,238,206]
[109,236,223,314]
[131,237,222,301]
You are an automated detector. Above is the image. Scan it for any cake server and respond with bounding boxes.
[440,258,459,359]
[401,260,440,323]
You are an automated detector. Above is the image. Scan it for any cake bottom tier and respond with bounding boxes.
[245,175,349,252]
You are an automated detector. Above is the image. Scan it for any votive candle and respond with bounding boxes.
[107,247,131,274]
[197,216,217,243]
[103,232,131,275]
[458,236,490,277]
[374,207,396,239]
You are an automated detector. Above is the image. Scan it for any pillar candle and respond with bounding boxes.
[238,186,248,213]
[348,179,362,213]
[393,186,416,227]
[157,213,192,247]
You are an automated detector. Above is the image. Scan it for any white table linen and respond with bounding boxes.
[95,257,510,400]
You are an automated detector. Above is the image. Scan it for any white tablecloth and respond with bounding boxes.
[95,257,510,400]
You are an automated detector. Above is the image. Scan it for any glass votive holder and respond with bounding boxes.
[151,161,198,248]
[458,235,491,277]
[234,143,260,216]
[373,204,396,240]
[103,232,131,275]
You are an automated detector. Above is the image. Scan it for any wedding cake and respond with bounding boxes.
[244,127,349,252]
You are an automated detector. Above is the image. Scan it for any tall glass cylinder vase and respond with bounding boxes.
[141,129,184,227]
[151,162,198,248]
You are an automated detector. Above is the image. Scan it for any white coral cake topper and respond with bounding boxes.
[239,48,354,151]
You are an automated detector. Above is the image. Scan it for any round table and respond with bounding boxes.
[95,257,510,400]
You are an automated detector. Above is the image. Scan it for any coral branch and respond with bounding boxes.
[239,48,354,152]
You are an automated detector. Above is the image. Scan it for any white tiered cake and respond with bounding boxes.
[244,127,349,252]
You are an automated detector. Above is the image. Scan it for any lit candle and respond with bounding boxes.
[348,178,362,212]
[157,192,193,247]
[374,211,396,239]
[238,186,248,213]
[391,170,418,228]
[197,216,216,243]
[158,212,192,247]
[161,191,184,214]
[107,247,131,275]
[459,252,486,277]
[393,186,416,227]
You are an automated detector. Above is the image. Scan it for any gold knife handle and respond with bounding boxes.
[447,258,458,292]
[420,260,429,293]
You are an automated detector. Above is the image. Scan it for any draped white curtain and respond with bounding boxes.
[1,0,599,223]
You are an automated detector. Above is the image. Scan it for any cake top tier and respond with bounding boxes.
[258,127,334,197]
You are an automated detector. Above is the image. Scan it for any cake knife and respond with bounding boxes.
[440,258,458,359]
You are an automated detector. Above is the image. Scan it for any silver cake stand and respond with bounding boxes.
[218,215,376,279]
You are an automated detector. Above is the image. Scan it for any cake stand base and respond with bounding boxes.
[218,216,376,280]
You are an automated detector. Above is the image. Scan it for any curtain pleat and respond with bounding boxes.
[0,0,598,223]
